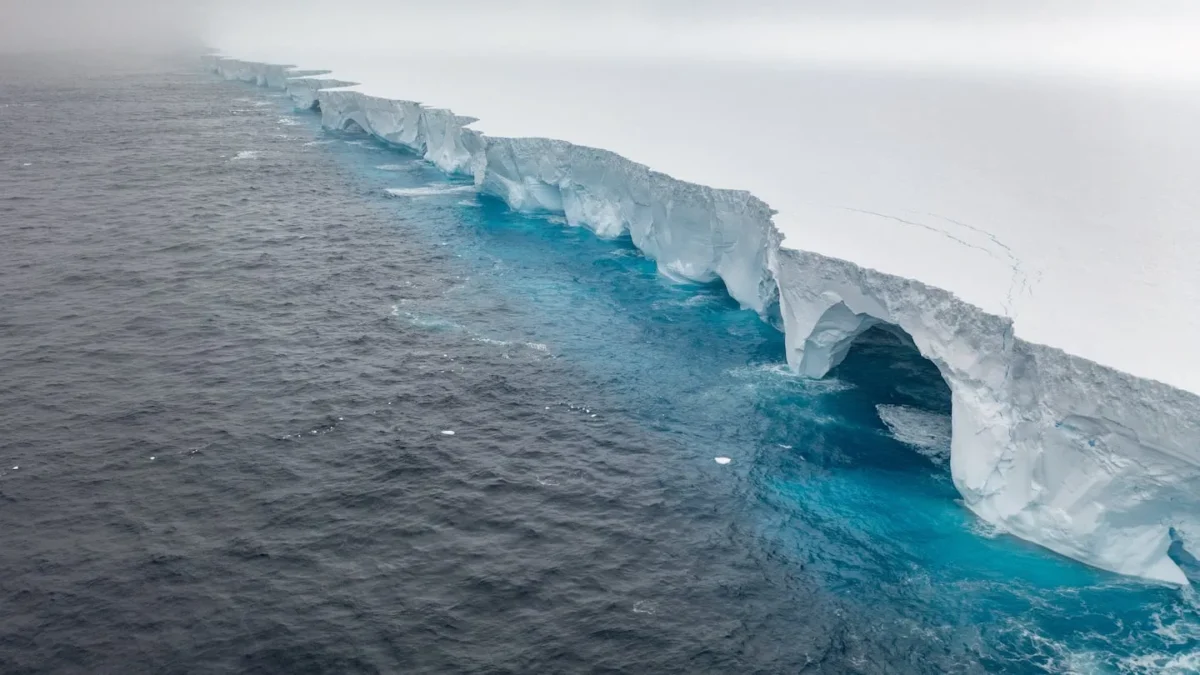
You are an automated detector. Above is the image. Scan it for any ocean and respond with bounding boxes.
[0,53,1196,674]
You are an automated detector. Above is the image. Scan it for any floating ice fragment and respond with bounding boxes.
[714,457,732,465]
[150,457,156,461]
[11,466,18,470]
[441,430,455,436]
[876,404,952,464]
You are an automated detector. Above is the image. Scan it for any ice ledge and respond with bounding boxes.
[205,55,1200,586]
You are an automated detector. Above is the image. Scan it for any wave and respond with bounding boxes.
[384,185,477,198]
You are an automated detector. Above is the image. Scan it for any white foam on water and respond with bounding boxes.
[375,164,408,171]
[1151,604,1200,644]
[400,311,464,331]
[652,293,722,311]
[727,363,854,395]
[965,515,1006,539]
[385,185,477,198]
[277,117,302,126]
[1116,652,1200,674]
[303,140,334,146]
[231,150,260,161]
[473,335,547,353]
[876,404,953,464]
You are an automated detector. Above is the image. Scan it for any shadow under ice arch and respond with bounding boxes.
[207,56,1200,586]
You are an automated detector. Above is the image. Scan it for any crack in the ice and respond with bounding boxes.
[926,213,1034,321]
[837,207,1033,318]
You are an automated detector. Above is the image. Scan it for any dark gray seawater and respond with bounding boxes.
[1,54,1197,674]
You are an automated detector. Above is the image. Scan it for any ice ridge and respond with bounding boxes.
[205,55,1200,586]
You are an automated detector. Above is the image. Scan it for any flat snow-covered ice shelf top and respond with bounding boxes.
[206,52,1200,586]
[226,53,1200,393]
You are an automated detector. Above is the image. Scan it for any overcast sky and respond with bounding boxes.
[4,1,1200,82]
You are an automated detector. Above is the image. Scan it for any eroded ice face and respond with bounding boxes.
[204,15,1200,588]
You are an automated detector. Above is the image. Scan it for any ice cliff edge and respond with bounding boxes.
[207,56,1200,586]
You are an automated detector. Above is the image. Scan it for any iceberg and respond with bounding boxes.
[203,54,1200,586]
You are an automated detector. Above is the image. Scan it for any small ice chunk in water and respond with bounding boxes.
[714,457,732,465]
[11,466,18,470]
[150,456,156,461]
[441,430,455,436]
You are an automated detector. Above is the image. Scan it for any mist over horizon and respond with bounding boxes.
[1,0,1199,82]
[0,0,205,54]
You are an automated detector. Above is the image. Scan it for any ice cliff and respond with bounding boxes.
[205,56,1200,586]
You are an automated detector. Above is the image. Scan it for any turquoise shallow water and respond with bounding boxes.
[0,54,1196,673]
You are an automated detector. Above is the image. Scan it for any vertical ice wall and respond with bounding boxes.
[206,56,1200,586]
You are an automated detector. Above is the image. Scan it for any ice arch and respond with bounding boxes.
[773,248,1197,585]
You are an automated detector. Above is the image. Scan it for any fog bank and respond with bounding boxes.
[0,0,204,54]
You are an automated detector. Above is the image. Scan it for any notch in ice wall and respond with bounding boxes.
[206,56,1200,587]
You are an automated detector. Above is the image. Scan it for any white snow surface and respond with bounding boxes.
[205,53,1200,586]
